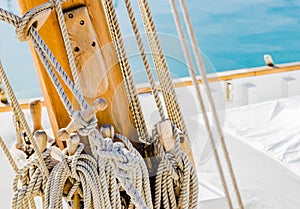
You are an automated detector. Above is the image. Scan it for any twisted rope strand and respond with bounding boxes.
[169,0,234,208]
[123,0,166,120]
[178,0,244,208]
[102,0,149,142]
[53,0,82,93]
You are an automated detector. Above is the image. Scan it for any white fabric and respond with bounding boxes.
[225,96,300,176]
[192,95,300,209]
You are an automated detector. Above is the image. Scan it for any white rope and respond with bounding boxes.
[169,0,234,208]
[0,136,18,172]
[70,108,153,208]
[0,2,202,209]
[178,0,244,208]
[12,149,54,209]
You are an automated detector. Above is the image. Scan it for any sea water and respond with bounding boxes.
[0,0,299,99]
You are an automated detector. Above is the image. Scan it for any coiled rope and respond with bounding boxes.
[152,123,198,209]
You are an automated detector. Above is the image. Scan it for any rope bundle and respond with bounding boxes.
[0,0,247,208]
[12,149,53,209]
[152,125,198,209]
[88,129,153,209]
[45,144,103,209]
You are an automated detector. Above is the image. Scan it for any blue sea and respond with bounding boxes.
[0,0,299,99]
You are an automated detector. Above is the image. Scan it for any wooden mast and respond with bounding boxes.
[16,0,138,149]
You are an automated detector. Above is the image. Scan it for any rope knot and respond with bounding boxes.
[72,111,98,136]
[16,2,53,41]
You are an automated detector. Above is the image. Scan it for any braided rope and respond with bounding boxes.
[102,0,149,143]
[29,31,74,115]
[169,0,234,208]
[153,125,198,209]
[123,0,166,120]
[178,0,244,208]
[12,149,53,209]
[53,0,82,93]
[137,0,189,141]
[29,27,88,110]
[0,4,88,112]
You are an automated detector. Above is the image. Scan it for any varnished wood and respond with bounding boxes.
[66,133,80,156]
[100,124,115,138]
[57,98,107,141]
[1,62,300,113]
[33,130,47,153]
[157,119,195,167]
[64,7,108,101]
[30,99,43,132]
[16,0,138,150]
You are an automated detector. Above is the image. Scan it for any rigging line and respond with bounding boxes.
[0,61,49,177]
[123,0,166,120]
[30,28,75,116]
[0,6,89,111]
[178,0,244,208]
[102,0,149,142]
[169,0,233,208]
[137,0,189,142]
[0,136,18,172]
[29,28,89,111]
[54,0,82,94]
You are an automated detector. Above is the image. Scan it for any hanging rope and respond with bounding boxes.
[44,144,103,209]
[0,136,18,172]
[0,2,203,209]
[137,0,189,141]
[0,61,49,177]
[152,122,198,209]
[102,0,149,143]
[123,0,166,120]
[53,0,82,93]
[12,148,54,209]
[67,105,153,208]
[169,0,234,208]
[177,0,244,208]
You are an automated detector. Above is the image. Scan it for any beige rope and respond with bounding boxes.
[0,136,18,172]
[178,0,244,208]
[102,0,149,142]
[12,149,52,209]
[137,0,189,141]
[53,0,82,93]
[123,0,166,120]
[169,0,234,208]
[0,61,49,177]
[152,124,198,209]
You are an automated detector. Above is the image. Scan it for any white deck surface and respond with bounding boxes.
[1,91,300,208]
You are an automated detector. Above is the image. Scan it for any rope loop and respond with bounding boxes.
[11,148,54,209]
[97,137,139,172]
[16,2,53,41]
[152,121,199,208]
